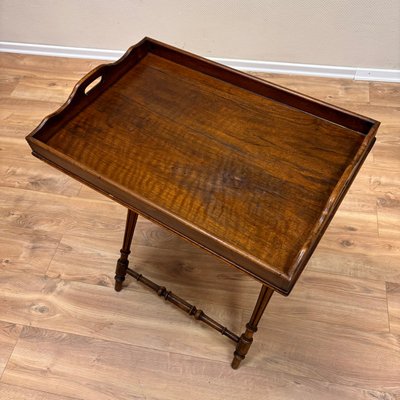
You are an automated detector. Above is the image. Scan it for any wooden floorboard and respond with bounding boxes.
[0,53,399,399]
[387,282,400,335]
[3,326,398,400]
[0,322,21,377]
[0,382,78,400]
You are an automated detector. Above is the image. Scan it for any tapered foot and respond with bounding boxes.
[114,273,125,292]
[231,324,255,369]
[231,355,243,370]
[114,254,130,292]
[231,285,274,369]
[114,280,123,292]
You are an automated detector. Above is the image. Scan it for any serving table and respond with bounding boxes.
[26,38,379,369]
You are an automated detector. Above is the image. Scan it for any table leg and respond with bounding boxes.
[231,284,274,369]
[114,209,138,292]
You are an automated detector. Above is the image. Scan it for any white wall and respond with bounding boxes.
[1,0,399,69]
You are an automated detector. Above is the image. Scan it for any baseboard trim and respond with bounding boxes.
[1,41,399,83]
[0,41,123,60]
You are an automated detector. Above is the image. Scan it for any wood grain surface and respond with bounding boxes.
[26,39,378,294]
[0,53,399,399]
[0,383,76,400]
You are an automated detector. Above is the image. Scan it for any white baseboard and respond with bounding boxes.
[1,41,399,83]
[0,41,123,60]
[354,68,400,82]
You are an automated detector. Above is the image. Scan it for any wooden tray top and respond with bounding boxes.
[26,38,379,295]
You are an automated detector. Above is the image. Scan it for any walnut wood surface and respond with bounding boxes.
[26,38,379,294]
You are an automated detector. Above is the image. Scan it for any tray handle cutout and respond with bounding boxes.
[84,76,103,95]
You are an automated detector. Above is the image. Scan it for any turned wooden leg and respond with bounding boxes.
[114,209,138,292]
[231,284,274,369]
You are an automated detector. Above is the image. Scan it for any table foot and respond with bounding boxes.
[231,323,256,369]
[231,285,274,369]
[114,209,138,292]
[114,280,123,292]
[114,259,129,292]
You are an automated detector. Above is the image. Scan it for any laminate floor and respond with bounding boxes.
[0,53,399,399]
